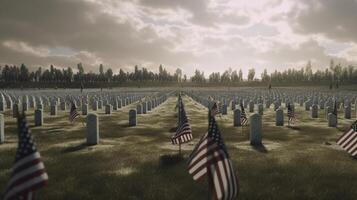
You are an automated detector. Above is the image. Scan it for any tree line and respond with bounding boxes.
[0,60,356,87]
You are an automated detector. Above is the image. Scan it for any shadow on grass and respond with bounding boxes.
[159,154,185,168]
[287,126,301,131]
[169,127,177,132]
[251,143,268,153]
[62,142,88,153]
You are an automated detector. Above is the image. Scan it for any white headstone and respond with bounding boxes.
[328,113,337,127]
[129,109,137,126]
[105,104,112,115]
[233,109,241,127]
[34,109,43,126]
[311,104,318,118]
[87,113,99,145]
[276,108,284,126]
[50,104,57,116]
[250,113,262,145]
[0,114,4,144]
[82,103,88,115]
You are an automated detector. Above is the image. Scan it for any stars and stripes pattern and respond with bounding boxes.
[240,104,248,125]
[287,103,296,124]
[337,120,357,157]
[3,113,48,200]
[172,98,193,145]
[188,103,239,200]
[210,102,220,117]
[69,102,79,122]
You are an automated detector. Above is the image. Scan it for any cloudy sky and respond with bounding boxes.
[1,0,357,76]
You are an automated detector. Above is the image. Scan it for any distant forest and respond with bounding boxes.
[0,60,356,88]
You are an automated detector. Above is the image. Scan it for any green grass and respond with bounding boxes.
[0,95,356,200]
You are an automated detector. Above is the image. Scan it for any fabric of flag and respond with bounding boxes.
[240,104,248,125]
[210,102,220,117]
[337,120,357,157]
[3,113,48,200]
[69,102,79,122]
[172,100,193,145]
[287,103,296,124]
[187,104,239,200]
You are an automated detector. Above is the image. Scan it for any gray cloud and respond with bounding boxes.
[289,0,357,43]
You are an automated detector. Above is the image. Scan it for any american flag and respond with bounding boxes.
[240,104,248,125]
[337,120,357,157]
[172,100,193,144]
[210,102,220,117]
[69,101,79,122]
[287,103,296,124]
[3,113,48,200]
[188,104,239,200]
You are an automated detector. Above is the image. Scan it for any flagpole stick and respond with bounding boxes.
[179,142,181,156]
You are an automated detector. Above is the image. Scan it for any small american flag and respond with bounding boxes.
[3,113,48,200]
[172,100,193,144]
[210,102,220,117]
[337,120,357,157]
[188,106,239,200]
[69,102,79,122]
[240,104,248,125]
[287,103,296,124]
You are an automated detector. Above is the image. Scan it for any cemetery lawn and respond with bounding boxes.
[1,95,357,200]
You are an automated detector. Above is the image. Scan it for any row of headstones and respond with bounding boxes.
[88,94,169,144]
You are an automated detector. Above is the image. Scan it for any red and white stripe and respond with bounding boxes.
[3,152,48,200]
[337,127,357,157]
[188,134,238,200]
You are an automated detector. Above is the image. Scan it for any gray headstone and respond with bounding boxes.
[147,101,152,111]
[37,103,43,110]
[82,103,88,115]
[92,101,98,111]
[221,104,227,115]
[344,106,351,119]
[87,113,99,145]
[129,109,137,126]
[328,113,337,127]
[34,109,43,126]
[142,102,147,114]
[305,101,311,111]
[276,108,284,126]
[60,102,66,111]
[233,109,241,127]
[50,104,57,116]
[113,100,118,111]
[258,104,263,115]
[105,104,112,115]
[0,101,4,112]
[137,104,142,114]
[0,114,4,144]
[249,101,254,112]
[98,100,103,109]
[250,113,262,145]
[22,102,28,111]
[311,104,318,118]
[13,103,19,118]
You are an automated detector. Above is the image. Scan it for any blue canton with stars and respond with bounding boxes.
[16,114,37,162]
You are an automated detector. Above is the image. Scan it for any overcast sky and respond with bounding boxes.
[1,0,357,76]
